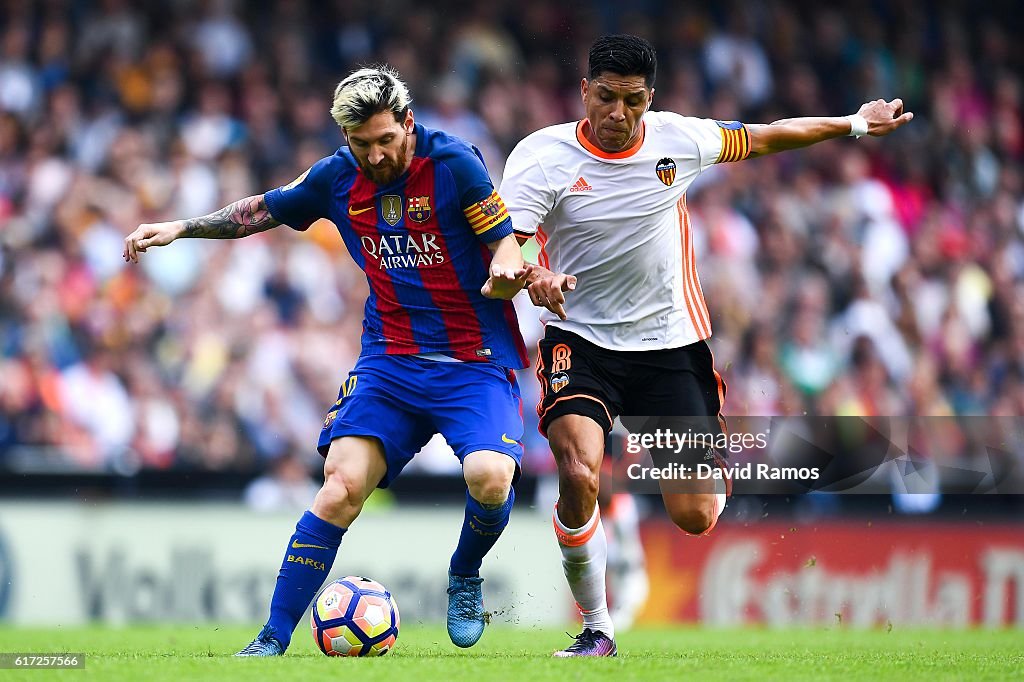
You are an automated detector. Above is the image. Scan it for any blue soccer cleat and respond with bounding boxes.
[235,624,285,657]
[553,628,618,657]
[446,572,486,648]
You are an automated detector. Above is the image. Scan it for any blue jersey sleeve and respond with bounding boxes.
[264,155,338,231]
[441,143,513,244]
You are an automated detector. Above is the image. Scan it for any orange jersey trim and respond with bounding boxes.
[575,119,645,159]
[535,225,551,269]
[708,345,729,438]
[676,197,712,339]
[682,198,712,335]
[538,394,613,436]
[534,340,548,418]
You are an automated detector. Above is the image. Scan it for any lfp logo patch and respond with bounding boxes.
[407,196,431,222]
[323,410,338,428]
[656,158,676,187]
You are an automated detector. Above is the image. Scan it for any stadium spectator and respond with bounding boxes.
[0,0,1021,494]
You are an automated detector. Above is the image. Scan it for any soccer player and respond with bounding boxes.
[123,66,531,655]
[499,34,913,656]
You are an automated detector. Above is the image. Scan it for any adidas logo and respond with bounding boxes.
[569,176,593,192]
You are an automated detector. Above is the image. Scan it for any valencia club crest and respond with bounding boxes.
[656,158,676,186]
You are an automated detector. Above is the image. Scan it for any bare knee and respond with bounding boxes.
[668,496,718,535]
[463,451,515,505]
[309,436,386,527]
[556,452,599,501]
[313,464,368,525]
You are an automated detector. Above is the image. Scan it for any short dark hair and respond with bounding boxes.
[588,34,657,88]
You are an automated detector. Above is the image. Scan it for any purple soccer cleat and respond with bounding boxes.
[553,628,617,657]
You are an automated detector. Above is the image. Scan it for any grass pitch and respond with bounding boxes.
[0,625,1021,681]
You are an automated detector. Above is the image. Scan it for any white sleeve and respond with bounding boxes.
[663,113,755,171]
[498,141,554,238]
[689,116,755,168]
[674,115,726,173]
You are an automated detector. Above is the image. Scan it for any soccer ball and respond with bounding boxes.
[311,576,400,656]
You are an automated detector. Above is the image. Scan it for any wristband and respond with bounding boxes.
[846,114,868,138]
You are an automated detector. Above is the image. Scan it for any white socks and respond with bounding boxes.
[553,504,614,639]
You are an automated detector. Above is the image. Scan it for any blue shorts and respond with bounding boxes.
[317,355,525,488]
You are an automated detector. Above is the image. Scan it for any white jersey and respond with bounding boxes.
[500,111,750,350]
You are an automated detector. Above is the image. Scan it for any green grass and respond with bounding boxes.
[0,625,1021,681]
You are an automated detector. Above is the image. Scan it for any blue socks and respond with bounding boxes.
[265,510,346,650]
[263,491,513,648]
[450,488,515,577]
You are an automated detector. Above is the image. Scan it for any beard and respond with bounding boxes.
[358,135,412,186]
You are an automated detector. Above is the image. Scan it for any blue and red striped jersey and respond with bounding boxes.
[265,123,529,369]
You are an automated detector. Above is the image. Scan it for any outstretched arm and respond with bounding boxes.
[504,236,579,319]
[481,233,528,300]
[123,194,281,263]
[747,98,913,158]
[523,263,577,321]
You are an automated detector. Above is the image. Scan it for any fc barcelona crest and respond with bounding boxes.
[656,158,676,186]
[407,195,432,222]
[479,197,500,217]
[382,195,403,226]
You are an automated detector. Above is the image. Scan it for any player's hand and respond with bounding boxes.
[527,269,577,320]
[481,263,530,299]
[123,221,183,263]
[857,98,914,136]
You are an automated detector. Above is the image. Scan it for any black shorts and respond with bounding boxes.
[535,326,727,439]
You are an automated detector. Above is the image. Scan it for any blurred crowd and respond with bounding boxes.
[0,0,1022,481]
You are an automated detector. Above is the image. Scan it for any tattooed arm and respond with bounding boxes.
[123,194,281,263]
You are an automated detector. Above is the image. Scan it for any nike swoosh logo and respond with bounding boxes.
[501,434,518,444]
[292,540,329,550]
[348,205,375,216]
